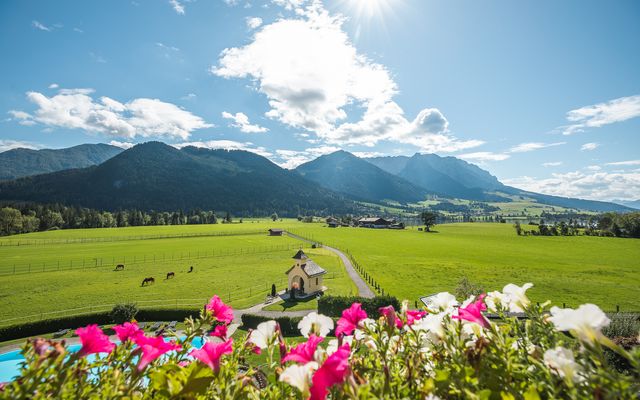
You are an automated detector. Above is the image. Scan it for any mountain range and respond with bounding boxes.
[0,144,123,180]
[0,142,632,214]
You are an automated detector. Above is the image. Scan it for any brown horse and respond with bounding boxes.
[166,272,175,280]
[141,277,155,286]
[114,264,125,271]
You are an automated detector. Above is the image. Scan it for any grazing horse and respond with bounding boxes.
[187,266,194,273]
[141,277,155,286]
[166,272,175,280]
[114,264,125,271]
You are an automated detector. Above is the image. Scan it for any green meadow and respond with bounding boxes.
[0,220,638,327]
[290,223,640,311]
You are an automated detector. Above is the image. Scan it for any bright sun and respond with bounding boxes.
[338,0,403,33]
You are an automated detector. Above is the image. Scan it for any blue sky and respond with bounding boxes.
[1,0,639,201]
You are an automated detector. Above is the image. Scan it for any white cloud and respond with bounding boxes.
[212,2,482,153]
[580,142,599,151]
[32,20,51,31]
[508,142,565,153]
[222,111,269,133]
[181,93,197,100]
[89,52,107,63]
[73,27,84,33]
[503,170,640,202]
[274,145,340,169]
[586,165,602,171]
[169,0,185,14]
[272,0,307,11]
[7,110,36,125]
[48,83,59,89]
[174,140,272,157]
[156,42,180,52]
[108,140,135,149]
[0,140,40,153]
[457,152,510,162]
[11,88,212,140]
[246,17,263,29]
[542,161,563,167]
[353,151,385,158]
[562,95,640,135]
[605,160,640,167]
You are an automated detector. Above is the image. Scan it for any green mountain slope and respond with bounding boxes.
[295,150,429,203]
[0,143,123,180]
[0,142,353,215]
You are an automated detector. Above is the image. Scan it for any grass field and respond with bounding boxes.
[1,220,638,328]
[0,221,357,325]
[290,223,640,311]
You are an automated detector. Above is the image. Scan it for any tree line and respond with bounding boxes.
[513,212,640,238]
[0,202,237,236]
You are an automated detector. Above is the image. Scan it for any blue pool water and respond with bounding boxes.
[0,336,206,383]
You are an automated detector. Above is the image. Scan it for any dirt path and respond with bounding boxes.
[285,232,374,298]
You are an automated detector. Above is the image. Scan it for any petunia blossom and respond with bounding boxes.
[502,283,533,312]
[298,312,334,338]
[205,295,234,325]
[75,324,115,357]
[310,343,351,400]
[113,322,143,342]
[282,334,323,364]
[134,335,182,371]
[405,309,428,326]
[412,312,447,351]
[210,325,228,340]
[548,303,610,343]
[544,346,584,383]
[279,361,318,397]
[427,292,459,313]
[248,320,277,349]
[190,339,234,372]
[452,294,490,329]
[378,305,403,329]
[335,303,368,337]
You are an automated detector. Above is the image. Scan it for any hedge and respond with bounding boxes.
[318,295,400,317]
[241,314,306,336]
[0,308,202,343]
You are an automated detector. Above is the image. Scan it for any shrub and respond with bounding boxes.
[454,276,484,300]
[0,312,112,342]
[318,295,400,317]
[110,303,139,324]
[241,313,304,336]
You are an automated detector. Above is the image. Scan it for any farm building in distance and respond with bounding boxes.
[286,250,327,296]
[268,228,284,236]
[357,217,405,229]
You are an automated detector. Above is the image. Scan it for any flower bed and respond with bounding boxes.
[1,285,639,399]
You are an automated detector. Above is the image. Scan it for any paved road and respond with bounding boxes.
[286,232,375,298]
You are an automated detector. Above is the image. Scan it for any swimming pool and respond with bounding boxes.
[0,336,207,383]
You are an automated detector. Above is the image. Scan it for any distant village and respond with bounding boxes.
[325,216,405,229]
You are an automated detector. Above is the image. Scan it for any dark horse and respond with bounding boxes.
[166,272,175,280]
[141,277,155,286]
[114,264,125,271]
[187,266,194,273]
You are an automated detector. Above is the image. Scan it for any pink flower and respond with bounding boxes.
[282,334,323,364]
[134,335,182,371]
[113,322,143,342]
[335,303,368,337]
[190,339,233,372]
[310,343,351,400]
[405,310,427,326]
[379,305,402,329]
[210,325,228,340]
[452,294,490,328]
[75,325,115,357]
[205,295,234,325]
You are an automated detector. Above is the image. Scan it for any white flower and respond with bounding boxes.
[298,312,334,337]
[544,347,583,383]
[428,292,458,313]
[548,304,610,343]
[248,320,277,349]
[279,362,318,395]
[485,290,507,312]
[425,394,442,400]
[326,335,353,355]
[412,312,446,351]
[502,283,533,312]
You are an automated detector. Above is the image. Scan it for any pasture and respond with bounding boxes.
[0,221,357,325]
[289,223,640,310]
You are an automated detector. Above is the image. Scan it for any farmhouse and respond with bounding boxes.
[358,217,393,228]
[268,228,284,236]
[285,250,327,296]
